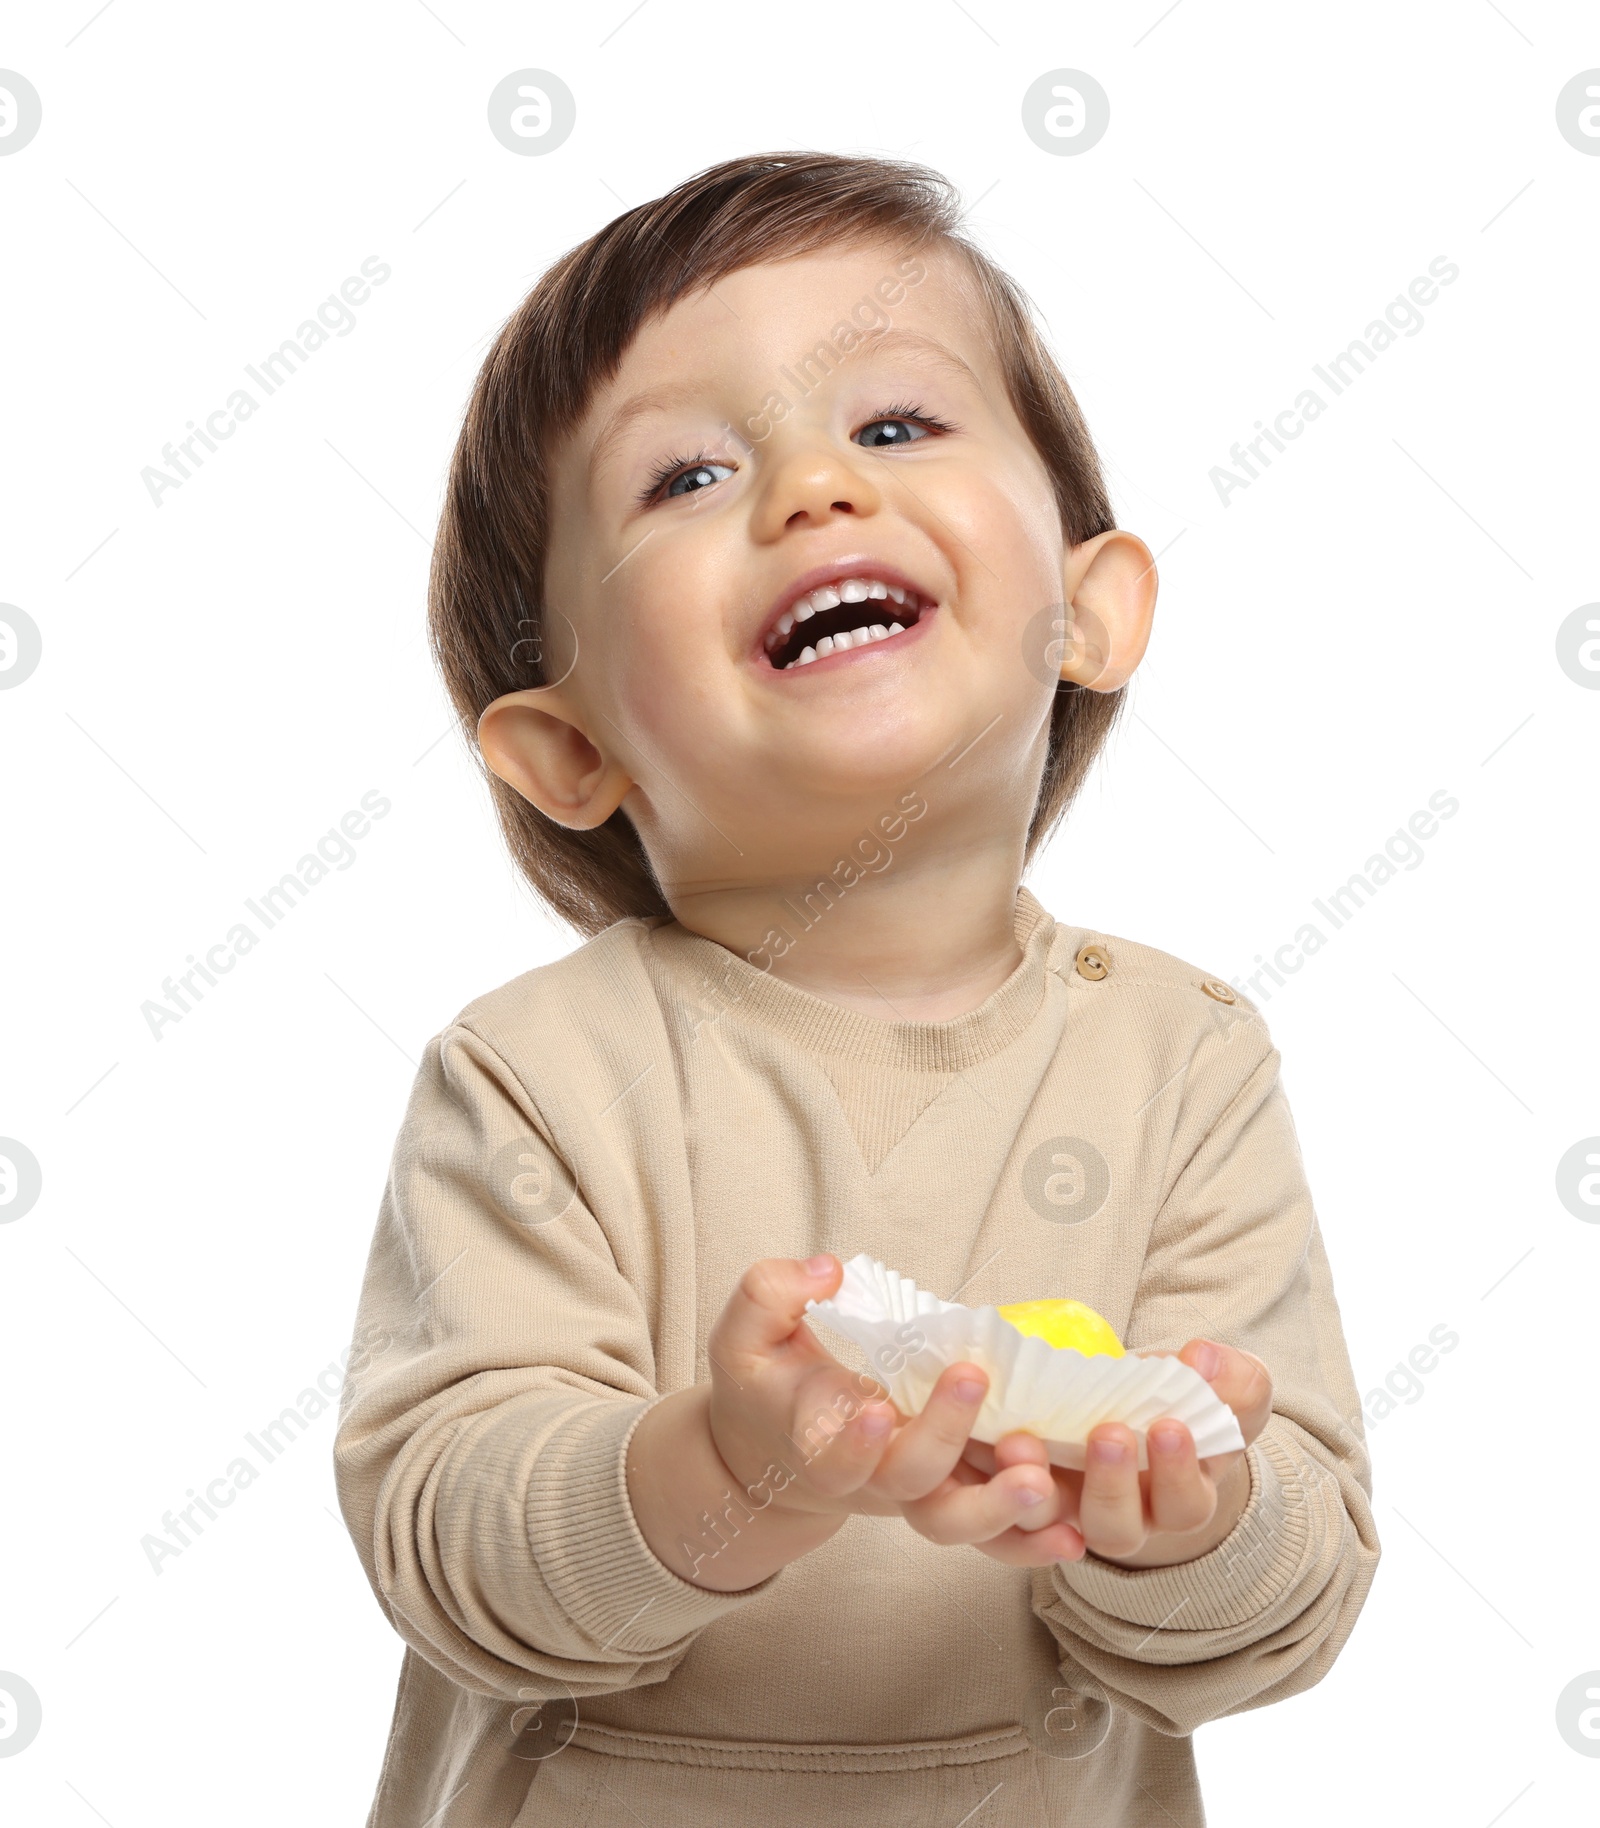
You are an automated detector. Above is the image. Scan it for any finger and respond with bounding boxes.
[1179,1339,1273,1443]
[710,1255,844,1369]
[1145,1420,1216,1535]
[972,1517,1087,1566]
[962,1429,1049,1478]
[1078,1424,1146,1558]
[902,1461,1059,1546]
[870,1363,993,1502]
[972,1434,1086,1526]
[784,1363,899,1498]
[988,1432,1066,1531]
[992,1431,1050,1470]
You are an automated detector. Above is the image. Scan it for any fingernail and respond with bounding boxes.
[1150,1423,1185,1454]
[955,1377,986,1403]
[859,1408,892,1438]
[804,1255,833,1277]
[1193,1342,1222,1380]
[1017,1486,1044,1507]
[1090,1437,1127,1464]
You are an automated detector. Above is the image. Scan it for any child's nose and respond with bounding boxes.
[750,436,885,537]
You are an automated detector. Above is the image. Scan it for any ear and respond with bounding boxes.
[1057,529,1158,692]
[476,687,636,830]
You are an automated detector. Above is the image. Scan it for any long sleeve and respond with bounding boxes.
[331,1022,781,1705]
[1032,1024,1381,1736]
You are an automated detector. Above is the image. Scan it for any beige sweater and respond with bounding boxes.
[333,890,1378,1826]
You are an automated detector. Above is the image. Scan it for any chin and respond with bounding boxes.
[787,719,961,795]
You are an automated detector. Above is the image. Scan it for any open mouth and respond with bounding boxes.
[762,575,934,672]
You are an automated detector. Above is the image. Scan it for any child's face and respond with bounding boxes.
[485,239,1153,888]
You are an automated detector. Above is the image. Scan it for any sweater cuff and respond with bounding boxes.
[1053,1434,1312,1632]
[527,1397,784,1657]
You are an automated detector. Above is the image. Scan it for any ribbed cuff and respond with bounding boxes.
[528,1397,785,1657]
[1053,1435,1311,1632]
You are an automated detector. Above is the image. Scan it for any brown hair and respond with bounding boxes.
[428,150,1122,935]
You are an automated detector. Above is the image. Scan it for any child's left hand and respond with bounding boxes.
[955,1339,1273,1569]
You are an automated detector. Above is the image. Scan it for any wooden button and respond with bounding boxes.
[1201,979,1236,1003]
[1074,944,1109,981]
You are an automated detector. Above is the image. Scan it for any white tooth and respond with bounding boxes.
[867,580,888,599]
[886,585,906,604]
[840,579,869,603]
[777,612,794,636]
[850,626,870,646]
[810,585,840,611]
[794,600,815,623]
[796,645,817,666]
[887,621,905,635]
[869,623,889,640]
[816,634,835,656]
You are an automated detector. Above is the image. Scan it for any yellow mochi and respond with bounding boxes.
[997,1298,1124,1358]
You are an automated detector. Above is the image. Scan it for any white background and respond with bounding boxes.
[2,2,1597,1823]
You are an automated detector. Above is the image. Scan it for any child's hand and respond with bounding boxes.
[961,1340,1274,1568]
[707,1256,1083,1565]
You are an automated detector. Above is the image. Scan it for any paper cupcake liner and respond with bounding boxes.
[804,1253,1245,1471]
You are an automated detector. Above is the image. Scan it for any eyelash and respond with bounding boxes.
[637,401,958,507]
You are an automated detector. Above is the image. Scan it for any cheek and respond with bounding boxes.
[601,567,727,752]
[936,458,1062,601]
[938,464,1069,724]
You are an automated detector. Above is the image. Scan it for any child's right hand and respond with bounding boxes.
[706,1254,1086,1568]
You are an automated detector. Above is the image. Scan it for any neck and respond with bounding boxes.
[664,829,1029,1022]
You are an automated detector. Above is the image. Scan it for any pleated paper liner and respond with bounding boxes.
[804,1252,1244,1471]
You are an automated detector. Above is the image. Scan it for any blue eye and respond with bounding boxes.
[855,402,955,450]
[856,417,930,450]
[664,460,734,499]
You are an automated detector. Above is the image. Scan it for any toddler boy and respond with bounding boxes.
[334,151,1378,1827]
